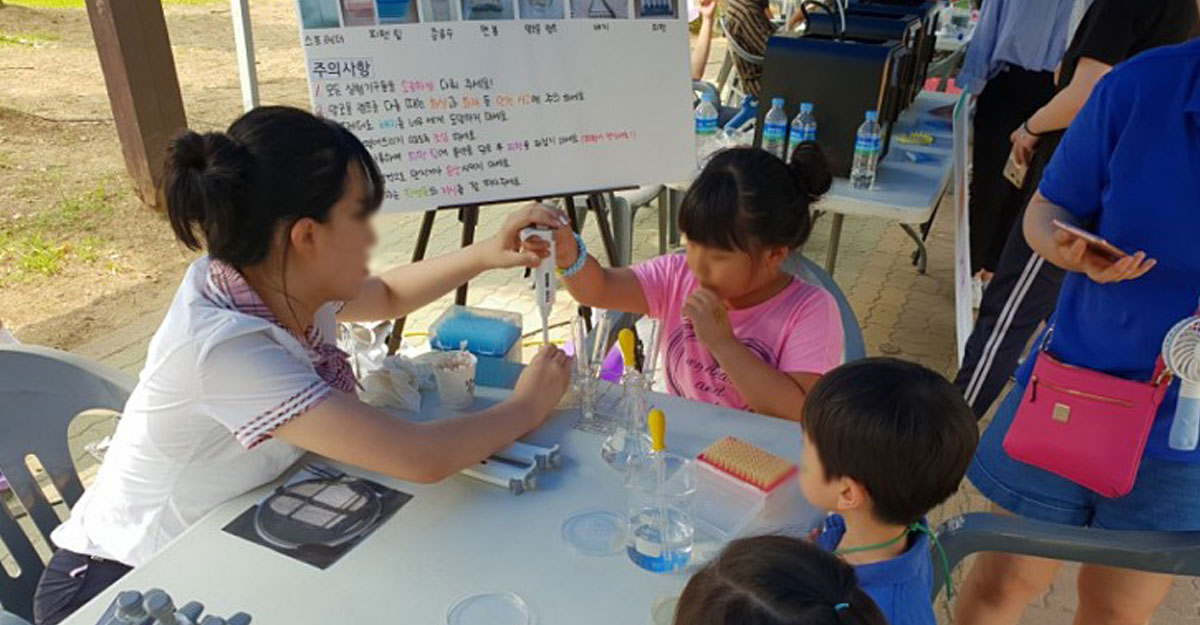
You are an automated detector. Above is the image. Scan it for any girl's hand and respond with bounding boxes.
[484,203,571,269]
[1054,229,1156,284]
[519,209,581,271]
[683,288,736,350]
[1009,124,1039,167]
[698,0,716,21]
[511,345,573,424]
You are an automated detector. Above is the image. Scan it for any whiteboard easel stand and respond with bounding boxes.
[384,190,628,354]
[230,0,259,112]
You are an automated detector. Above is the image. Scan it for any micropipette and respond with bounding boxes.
[520,227,557,345]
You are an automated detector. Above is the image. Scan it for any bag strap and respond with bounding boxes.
[1041,308,1192,389]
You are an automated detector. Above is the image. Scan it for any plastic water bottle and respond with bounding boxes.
[850,110,882,190]
[938,0,954,34]
[788,102,817,162]
[762,97,788,159]
[694,93,719,166]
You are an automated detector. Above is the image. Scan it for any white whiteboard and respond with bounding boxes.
[295,0,696,212]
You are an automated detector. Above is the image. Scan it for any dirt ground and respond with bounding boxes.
[0,0,315,349]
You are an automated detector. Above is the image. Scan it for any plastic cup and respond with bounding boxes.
[434,350,477,409]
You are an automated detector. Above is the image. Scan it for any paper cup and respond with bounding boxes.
[434,351,477,409]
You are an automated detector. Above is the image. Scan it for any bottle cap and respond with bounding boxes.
[800,102,814,112]
[771,97,785,107]
[700,92,714,102]
[865,110,879,121]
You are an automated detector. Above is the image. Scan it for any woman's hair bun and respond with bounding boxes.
[168,131,242,175]
[789,140,833,199]
[162,106,386,268]
[163,130,250,252]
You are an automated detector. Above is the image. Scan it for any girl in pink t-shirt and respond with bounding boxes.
[525,144,844,420]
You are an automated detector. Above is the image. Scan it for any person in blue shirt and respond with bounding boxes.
[673,535,888,625]
[955,0,1197,422]
[959,37,1200,625]
[799,358,979,625]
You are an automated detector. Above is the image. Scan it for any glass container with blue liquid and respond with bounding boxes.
[626,410,696,573]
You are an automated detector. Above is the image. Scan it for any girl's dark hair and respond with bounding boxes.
[674,535,887,625]
[163,106,384,268]
[678,142,832,255]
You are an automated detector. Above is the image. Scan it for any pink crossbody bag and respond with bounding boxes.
[1003,327,1173,498]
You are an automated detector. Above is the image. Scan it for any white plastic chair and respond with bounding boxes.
[0,345,134,620]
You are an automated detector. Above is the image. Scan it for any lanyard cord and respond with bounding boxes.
[833,522,956,601]
[833,526,910,556]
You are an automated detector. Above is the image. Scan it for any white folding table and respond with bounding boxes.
[62,385,818,625]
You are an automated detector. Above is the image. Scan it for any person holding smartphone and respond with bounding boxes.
[955,36,1200,625]
[954,0,1199,422]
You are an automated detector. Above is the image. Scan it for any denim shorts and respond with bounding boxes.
[968,383,1200,531]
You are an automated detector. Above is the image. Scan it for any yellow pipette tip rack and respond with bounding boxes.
[648,409,666,452]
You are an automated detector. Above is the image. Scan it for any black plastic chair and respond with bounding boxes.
[0,345,134,620]
[932,512,1200,601]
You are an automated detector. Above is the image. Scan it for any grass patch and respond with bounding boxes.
[76,235,104,263]
[8,0,221,7]
[16,235,67,276]
[0,180,123,282]
[0,31,58,47]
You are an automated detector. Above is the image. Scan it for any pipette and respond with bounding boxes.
[619,328,638,378]
[520,227,557,345]
[648,409,669,545]
[642,319,661,385]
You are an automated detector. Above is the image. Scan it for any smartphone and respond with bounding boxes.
[1052,219,1128,262]
[1003,152,1027,188]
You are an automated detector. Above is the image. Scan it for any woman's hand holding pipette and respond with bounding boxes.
[488,203,571,269]
[338,205,568,323]
[513,203,579,269]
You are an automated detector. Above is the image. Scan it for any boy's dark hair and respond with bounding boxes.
[802,357,978,526]
[679,142,832,255]
[164,106,384,269]
[674,535,888,625]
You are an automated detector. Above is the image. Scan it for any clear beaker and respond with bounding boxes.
[626,452,695,573]
[570,316,600,422]
[601,370,652,471]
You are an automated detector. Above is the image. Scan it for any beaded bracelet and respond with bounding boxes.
[557,232,588,278]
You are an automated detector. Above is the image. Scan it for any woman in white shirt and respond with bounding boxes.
[33,106,573,625]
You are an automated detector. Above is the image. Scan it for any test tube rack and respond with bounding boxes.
[94,589,252,625]
[460,440,563,494]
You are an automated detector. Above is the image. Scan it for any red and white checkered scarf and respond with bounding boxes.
[204,258,357,394]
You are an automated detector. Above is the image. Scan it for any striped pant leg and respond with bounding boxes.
[954,211,1066,419]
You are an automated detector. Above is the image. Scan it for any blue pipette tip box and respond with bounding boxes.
[429,305,523,362]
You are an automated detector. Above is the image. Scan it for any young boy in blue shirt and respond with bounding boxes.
[800,358,978,625]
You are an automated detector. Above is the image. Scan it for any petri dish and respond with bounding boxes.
[561,509,625,557]
[649,595,679,625]
[447,592,532,625]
